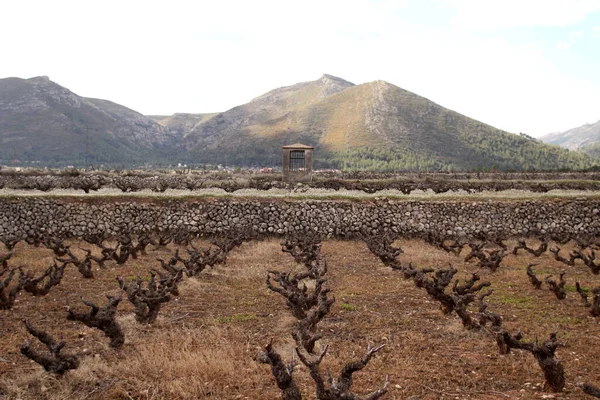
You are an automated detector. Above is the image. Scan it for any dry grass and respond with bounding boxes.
[1,238,600,399]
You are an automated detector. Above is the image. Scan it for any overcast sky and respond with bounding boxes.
[1,0,599,137]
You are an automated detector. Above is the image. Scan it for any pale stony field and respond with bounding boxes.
[1,187,600,200]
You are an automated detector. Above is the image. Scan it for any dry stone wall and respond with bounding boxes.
[0,197,599,239]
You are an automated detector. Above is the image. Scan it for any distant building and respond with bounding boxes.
[282,143,314,182]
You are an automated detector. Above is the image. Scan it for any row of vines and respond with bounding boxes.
[2,229,600,398]
[2,173,600,194]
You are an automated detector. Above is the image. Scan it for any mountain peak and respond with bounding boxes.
[319,74,354,86]
[0,75,170,165]
[314,74,354,99]
[1,74,593,170]
[364,79,395,88]
[28,76,51,83]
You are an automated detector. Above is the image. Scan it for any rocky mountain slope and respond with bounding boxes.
[183,75,593,170]
[0,75,594,170]
[541,120,600,160]
[0,76,177,166]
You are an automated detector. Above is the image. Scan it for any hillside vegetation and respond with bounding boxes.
[0,75,595,171]
[185,77,592,171]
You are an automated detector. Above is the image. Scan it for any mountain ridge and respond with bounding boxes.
[541,120,600,150]
[0,76,176,165]
[183,75,592,170]
[0,74,594,170]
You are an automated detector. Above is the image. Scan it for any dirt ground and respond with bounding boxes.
[1,237,599,399]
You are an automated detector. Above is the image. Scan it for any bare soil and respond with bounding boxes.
[1,238,599,399]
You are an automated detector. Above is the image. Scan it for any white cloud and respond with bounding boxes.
[594,25,600,32]
[0,0,598,136]
[556,31,583,50]
[0,0,397,112]
[556,40,573,50]
[568,31,584,40]
[330,33,600,136]
[445,0,600,29]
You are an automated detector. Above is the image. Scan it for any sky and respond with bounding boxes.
[1,0,599,137]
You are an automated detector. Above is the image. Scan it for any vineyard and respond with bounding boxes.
[1,230,600,399]
[2,170,600,196]
[1,169,600,398]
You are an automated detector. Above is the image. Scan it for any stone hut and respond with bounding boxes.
[282,143,314,182]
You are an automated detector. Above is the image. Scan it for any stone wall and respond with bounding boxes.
[0,197,598,239]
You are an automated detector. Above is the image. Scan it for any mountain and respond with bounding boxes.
[0,74,594,171]
[0,76,177,166]
[181,74,356,165]
[183,75,593,171]
[541,120,600,155]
